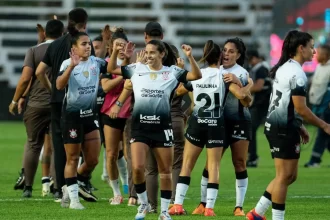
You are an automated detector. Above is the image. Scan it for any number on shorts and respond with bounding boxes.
[164,129,174,141]
[196,93,220,118]
[267,90,282,118]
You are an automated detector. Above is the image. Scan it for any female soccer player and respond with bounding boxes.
[246,30,330,220]
[168,40,252,217]
[191,37,252,216]
[56,27,106,209]
[108,39,201,220]
[100,28,131,205]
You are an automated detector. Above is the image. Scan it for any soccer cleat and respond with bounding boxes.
[204,208,216,216]
[69,201,85,210]
[42,182,50,197]
[158,211,172,220]
[78,182,98,202]
[135,203,150,220]
[22,189,32,198]
[101,174,109,182]
[304,161,320,168]
[234,207,245,216]
[246,209,266,220]
[168,204,185,215]
[54,191,62,203]
[192,203,205,215]
[61,186,70,208]
[109,195,123,205]
[149,207,157,214]
[123,184,129,194]
[14,171,25,190]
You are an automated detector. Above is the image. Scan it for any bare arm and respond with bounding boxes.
[292,96,328,129]
[101,76,124,93]
[56,65,74,90]
[98,25,111,58]
[181,45,202,81]
[176,83,190,97]
[250,78,265,93]
[109,87,133,119]
[107,41,135,75]
[36,62,51,93]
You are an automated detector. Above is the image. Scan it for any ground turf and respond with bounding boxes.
[0,122,329,219]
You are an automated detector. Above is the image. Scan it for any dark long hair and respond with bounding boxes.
[270,30,313,79]
[224,37,246,67]
[147,40,177,66]
[199,40,221,66]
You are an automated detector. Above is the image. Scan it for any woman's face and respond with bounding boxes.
[114,38,127,60]
[92,40,102,58]
[301,39,315,62]
[73,35,91,59]
[222,42,240,68]
[145,44,165,67]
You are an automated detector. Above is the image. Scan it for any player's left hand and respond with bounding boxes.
[299,125,310,144]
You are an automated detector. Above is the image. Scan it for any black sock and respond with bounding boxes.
[65,177,77,187]
[202,168,209,178]
[135,182,146,194]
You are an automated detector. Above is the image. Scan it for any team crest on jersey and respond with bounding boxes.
[295,143,300,153]
[90,65,97,75]
[69,129,77,139]
[149,72,157,80]
[83,71,89,78]
[162,72,170,80]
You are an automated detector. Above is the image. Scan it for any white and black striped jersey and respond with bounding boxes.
[265,59,307,136]
[184,67,227,125]
[219,64,251,121]
[121,62,187,131]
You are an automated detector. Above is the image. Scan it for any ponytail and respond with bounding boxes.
[67,20,78,36]
[163,42,177,66]
[270,30,313,79]
[199,40,221,66]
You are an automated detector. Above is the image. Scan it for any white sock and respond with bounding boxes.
[117,156,128,185]
[102,150,107,177]
[255,196,272,216]
[67,184,79,203]
[137,191,148,204]
[201,176,208,203]
[161,197,171,213]
[236,178,248,207]
[109,179,121,196]
[272,208,285,220]
[174,183,189,205]
[206,187,218,209]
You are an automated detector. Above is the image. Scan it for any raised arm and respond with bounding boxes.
[107,41,135,75]
[181,44,202,81]
[98,25,112,58]
[56,48,79,90]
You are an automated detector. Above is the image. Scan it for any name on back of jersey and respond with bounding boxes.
[196,84,218,88]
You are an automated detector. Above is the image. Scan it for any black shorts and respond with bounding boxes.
[102,114,127,131]
[185,116,226,148]
[130,128,174,148]
[266,132,301,159]
[225,119,252,145]
[98,114,105,145]
[62,118,99,144]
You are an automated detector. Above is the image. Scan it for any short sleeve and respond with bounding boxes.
[58,60,70,76]
[291,74,307,96]
[42,44,52,67]
[94,57,107,74]
[255,67,268,80]
[171,65,188,83]
[100,73,112,80]
[23,48,35,70]
[121,63,139,79]
[183,82,193,91]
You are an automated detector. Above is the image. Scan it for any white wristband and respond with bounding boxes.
[12,100,17,105]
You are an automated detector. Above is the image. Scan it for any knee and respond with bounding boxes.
[232,158,246,171]
[66,155,79,165]
[85,157,99,168]
[277,173,297,185]
[132,164,144,176]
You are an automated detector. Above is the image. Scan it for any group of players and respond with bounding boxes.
[8,7,330,220]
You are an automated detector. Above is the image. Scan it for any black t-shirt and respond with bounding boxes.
[250,64,272,107]
[42,33,95,103]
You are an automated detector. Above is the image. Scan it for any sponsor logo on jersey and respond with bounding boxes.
[196,84,217,88]
[197,118,217,126]
[140,114,161,124]
[149,72,158,80]
[78,85,96,95]
[141,88,164,98]
[83,71,89,78]
[69,129,77,139]
[162,72,170,80]
[80,109,93,117]
[208,140,223,144]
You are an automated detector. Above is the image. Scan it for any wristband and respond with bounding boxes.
[115,100,123,107]
[12,100,17,105]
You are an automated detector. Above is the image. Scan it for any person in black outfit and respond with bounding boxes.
[36,8,96,201]
[246,50,272,167]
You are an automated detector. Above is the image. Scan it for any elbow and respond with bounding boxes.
[236,92,246,100]
[56,80,64,90]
